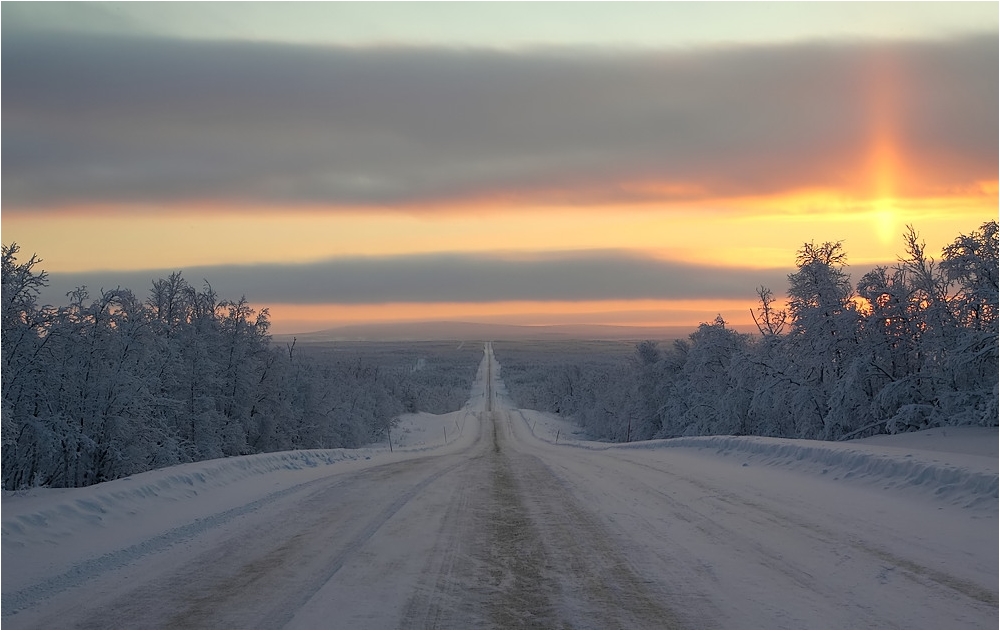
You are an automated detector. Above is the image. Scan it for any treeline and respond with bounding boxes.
[1,250,478,489]
[292,341,486,417]
[497,222,998,442]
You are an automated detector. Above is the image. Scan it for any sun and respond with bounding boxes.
[872,200,898,245]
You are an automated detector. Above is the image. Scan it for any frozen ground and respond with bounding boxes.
[2,343,997,628]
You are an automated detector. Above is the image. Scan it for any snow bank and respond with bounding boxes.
[390,410,474,451]
[2,448,378,550]
[3,350,494,565]
[1,446,403,607]
[851,425,997,456]
[3,389,488,599]
[526,423,998,509]
[652,434,993,506]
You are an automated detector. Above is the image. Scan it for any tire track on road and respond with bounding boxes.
[404,373,680,629]
[1,470,349,619]
[60,457,465,629]
[614,452,999,609]
[494,414,681,629]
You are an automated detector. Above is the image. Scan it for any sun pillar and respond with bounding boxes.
[866,48,903,245]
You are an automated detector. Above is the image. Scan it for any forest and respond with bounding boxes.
[496,222,998,444]
[3,221,996,489]
[0,254,479,489]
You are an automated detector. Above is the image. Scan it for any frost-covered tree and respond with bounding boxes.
[2,244,58,487]
[751,286,787,337]
[3,246,477,489]
[671,316,752,436]
[495,221,996,444]
[938,221,999,427]
[941,220,998,328]
[629,340,671,440]
[785,241,861,437]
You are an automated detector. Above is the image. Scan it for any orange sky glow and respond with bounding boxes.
[3,18,996,336]
[263,299,764,332]
[6,182,994,335]
[6,184,994,270]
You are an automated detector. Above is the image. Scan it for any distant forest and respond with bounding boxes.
[497,222,998,443]
[3,221,996,488]
[1,253,479,489]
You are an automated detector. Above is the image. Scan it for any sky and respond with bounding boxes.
[2,2,997,335]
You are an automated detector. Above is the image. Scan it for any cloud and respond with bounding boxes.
[37,251,795,307]
[3,31,996,210]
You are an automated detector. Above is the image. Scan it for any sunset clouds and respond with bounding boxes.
[2,3,996,334]
[3,32,996,209]
[40,250,792,306]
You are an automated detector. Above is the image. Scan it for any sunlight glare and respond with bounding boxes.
[872,201,898,245]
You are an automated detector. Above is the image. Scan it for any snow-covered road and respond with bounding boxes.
[3,343,997,628]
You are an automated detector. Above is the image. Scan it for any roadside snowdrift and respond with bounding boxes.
[519,408,998,510]
[1,342,995,628]
[6,420,994,565]
[2,408,479,551]
[3,448,376,538]
[631,430,996,508]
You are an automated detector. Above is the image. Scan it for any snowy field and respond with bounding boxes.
[2,343,997,628]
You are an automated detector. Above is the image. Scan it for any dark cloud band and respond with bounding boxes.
[3,32,996,209]
[38,251,794,307]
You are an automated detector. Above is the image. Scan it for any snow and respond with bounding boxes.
[514,378,997,510]
[390,410,472,451]
[853,424,998,457]
[529,424,998,508]
[2,344,996,628]
[1,350,493,621]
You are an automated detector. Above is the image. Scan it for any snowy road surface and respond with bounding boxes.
[3,343,997,628]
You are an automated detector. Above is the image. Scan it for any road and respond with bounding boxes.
[3,343,996,629]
